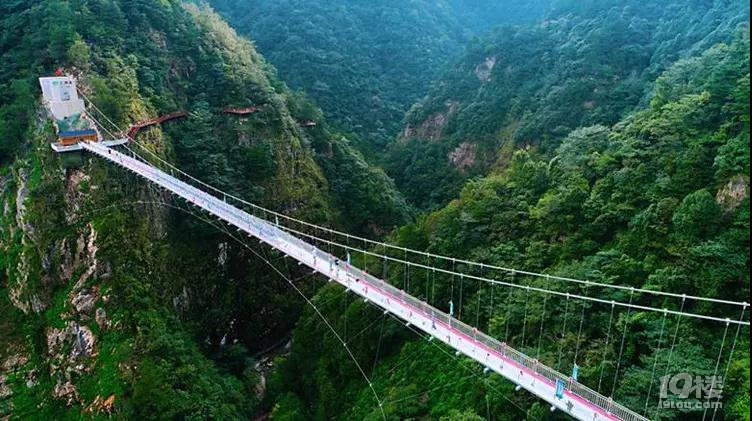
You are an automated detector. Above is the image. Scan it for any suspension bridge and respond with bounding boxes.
[75,132,748,420]
[39,80,749,420]
[83,139,649,420]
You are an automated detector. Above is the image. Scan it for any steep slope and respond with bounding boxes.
[0,0,407,417]
[448,0,551,31]
[388,0,750,208]
[271,32,750,421]
[208,0,551,156]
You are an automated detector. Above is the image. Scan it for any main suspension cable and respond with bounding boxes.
[241,218,749,326]
[78,88,750,310]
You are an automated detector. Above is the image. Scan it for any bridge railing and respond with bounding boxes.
[322,243,646,421]
[88,142,647,421]
[216,194,647,421]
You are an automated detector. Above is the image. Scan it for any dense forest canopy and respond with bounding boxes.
[208,0,552,156]
[387,0,750,209]
[271,31,750,420]
[1,0,406,417]
[0,0,749,420]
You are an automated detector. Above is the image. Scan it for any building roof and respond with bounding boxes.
[59,129,97,137]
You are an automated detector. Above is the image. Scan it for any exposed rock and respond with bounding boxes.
[7,167,40,314]
[86,394,116,416]
[0,353,30,409]
[14,168,32,238]
[47,327,69,357]
[30,295,45,314]
[46,322,96,361]
[716,174,749,211]
[53,379,79,405]
[59,238,74,282]
[59,224,102,287]
[1,354,28,372]
[173,286,190,314]
[71,286,99,315]
[25,370,38,389]
[9,243,33,313]
[64,169,90,224]
[255,372,267,399]
[95,307,108,329]
[474,56,496,82]
[0,375,10,400]
[447,141,478,170]
[71,323,96,360]
[1,174,10,243]
[41,248,53,272]
[401,101,458,142]
[74,224,100,289]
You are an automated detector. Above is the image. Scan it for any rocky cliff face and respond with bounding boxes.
[0,114,164,415]
[389,0,749,209]
[0,1,406,417]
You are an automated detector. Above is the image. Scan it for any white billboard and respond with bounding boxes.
[39,77,79,103]
[38,76,86,123]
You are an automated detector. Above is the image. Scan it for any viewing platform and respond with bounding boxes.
[51,138,128,153]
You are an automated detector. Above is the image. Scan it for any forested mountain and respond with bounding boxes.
[1,0,749,420]
[449,0,551,31]
[1,0,407,417]
[208,0,551,156]
[272,31,750,421]
[388,0,750,208]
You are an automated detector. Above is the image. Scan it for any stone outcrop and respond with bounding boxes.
[474,56,496,82]
[716,174,749,211]
[447,141,478,170]
[71,286,99,316]
[401,101,458,142]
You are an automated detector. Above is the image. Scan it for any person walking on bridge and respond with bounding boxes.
[448,300,454,327]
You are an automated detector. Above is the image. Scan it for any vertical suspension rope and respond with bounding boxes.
[611,287,635,398]
[504,271,516,343]
[536,292,549,361]
[573,284,590,367]
[520,285,531,350]
[655,295,686,419]
[702,319,730,420]
[643,309,668,415]
[431,266,437,305]
[362,238,367,274]
[312,224,318,254]
[371,313,387,378]
[404,248,408,292]
[476,265,484,329]
[458,273,465,321]
[328,223,334,255]
[598,301,616,392]
[488,266,495,332]
[711,303,748,421]
[556,293,571,371]
[382,243,388,281]
[407,253,411,294]
[450,259,456,313]
[343,287,348,342]
[425,254,430,302]
[345,234,351,273]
